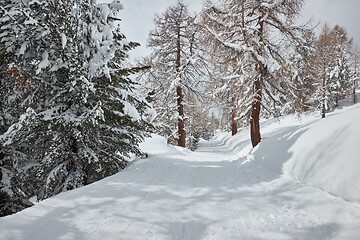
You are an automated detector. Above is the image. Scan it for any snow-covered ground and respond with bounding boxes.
[1,105,360,240]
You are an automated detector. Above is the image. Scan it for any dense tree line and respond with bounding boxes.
[141,0,359,148]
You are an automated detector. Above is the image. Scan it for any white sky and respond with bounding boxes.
[116,0,360,59]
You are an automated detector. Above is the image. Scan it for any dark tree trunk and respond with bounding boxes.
[176,17,185,147]
[250,78,262,148]
[177,85,186,147]
[353,54,358,104]
[353,79,357,104]
[322,72,326,118]
[231,109,237,136]
[250,9,264,148]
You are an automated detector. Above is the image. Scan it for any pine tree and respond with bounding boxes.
[0,0,153,214]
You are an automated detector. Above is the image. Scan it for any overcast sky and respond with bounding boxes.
[117,0,360,59]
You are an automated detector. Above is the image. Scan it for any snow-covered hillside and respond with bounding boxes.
[1,105,360,240]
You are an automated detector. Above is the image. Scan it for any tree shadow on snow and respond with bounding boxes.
[1,119,355,240]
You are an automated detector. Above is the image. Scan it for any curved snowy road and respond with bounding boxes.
[1,133,360,240]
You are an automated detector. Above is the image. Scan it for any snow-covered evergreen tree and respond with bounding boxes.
[0,0,39,215]
[0,0,153,215]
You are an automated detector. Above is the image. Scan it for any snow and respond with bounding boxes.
[61,33,67,49]
[123,102,141,121]
[0,108,36,146]
[36,51,50,74]
[1,105,360,239]
[19,42,28,55]
[284,105,360,202]
[98,4,111,21]
[109,0,123,10]
[24,17,38,25]
[208,106,222,120]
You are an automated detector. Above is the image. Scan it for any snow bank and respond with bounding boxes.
[140,134,170,154]
[283,105,360,202]
[208,105,360,203]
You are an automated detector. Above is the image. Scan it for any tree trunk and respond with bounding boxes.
[353,79,357,104]
[231,109,237,136]
[322,73,326,118]
[321,103,326,118]
[353,49,359,104]
[250,78,262,147]
[177,85,186,147]
[176,18,185,147]
[250,9,264,148]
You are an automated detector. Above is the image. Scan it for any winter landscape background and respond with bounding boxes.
[1,103,360,239]
[1,0,360,239]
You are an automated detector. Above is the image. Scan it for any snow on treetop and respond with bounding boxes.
[109,0,123,10]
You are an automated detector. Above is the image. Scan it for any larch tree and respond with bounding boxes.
[329,25,353,107]
[314,24,353,118]
[143,1,206,147]
[204,63,249,136]
[291,29,318,113]
[314,24,333,118]
[200,0,254,136]
[201,0,309,147]
[351,44,360,104]
[0,0,153,215]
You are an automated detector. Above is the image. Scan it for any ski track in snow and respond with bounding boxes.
[2,108,360,239]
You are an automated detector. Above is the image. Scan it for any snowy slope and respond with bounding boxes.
[1,106,360,239]
[283,105,360,202]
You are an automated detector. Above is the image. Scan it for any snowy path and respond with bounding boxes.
[1,130,360,240]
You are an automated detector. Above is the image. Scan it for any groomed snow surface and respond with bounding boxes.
[2,105,360,240]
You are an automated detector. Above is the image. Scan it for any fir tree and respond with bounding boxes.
[0,0,153,215]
